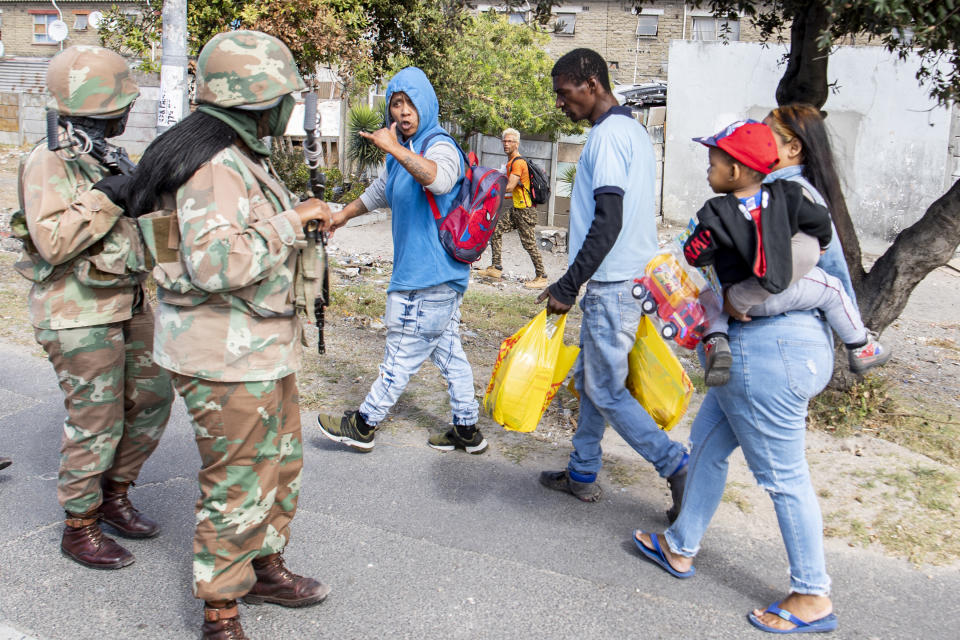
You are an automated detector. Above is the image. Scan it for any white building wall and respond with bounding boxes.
[663,40,954,244]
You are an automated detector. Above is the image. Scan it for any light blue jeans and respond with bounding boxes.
[664,310,834,595]
[359,284,479,427]
[568,280,687,478]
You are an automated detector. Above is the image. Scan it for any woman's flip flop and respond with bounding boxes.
[747,602,838,634]
[632,530,695,579]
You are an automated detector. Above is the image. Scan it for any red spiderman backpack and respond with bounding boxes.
[419,132,507,264]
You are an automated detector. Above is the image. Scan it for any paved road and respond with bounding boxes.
[0,338,957,640]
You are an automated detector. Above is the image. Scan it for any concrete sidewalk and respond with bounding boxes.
[0,337,957,639]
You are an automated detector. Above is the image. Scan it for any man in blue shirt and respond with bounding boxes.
[538,48,689,522]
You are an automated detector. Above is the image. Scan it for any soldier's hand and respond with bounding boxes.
[93,174,133,212]
[295,198,332,229]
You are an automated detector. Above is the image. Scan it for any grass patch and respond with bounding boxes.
[808,376,960,467]
[603,457,647,487]
[500,440,534,465]
[461,290,544,335]
[329,282,386,318]
[721,481,754,513]
[824,465,960,565]
[0,253,38,348]
[926,337,960,351]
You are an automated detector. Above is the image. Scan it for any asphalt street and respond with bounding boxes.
[0,337,957,640]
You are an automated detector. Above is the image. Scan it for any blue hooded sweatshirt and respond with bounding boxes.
[383,67,469,293]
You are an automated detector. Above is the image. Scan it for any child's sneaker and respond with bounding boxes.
[428,425,488,454]
[703,334,732,387]
[848,333,891,374]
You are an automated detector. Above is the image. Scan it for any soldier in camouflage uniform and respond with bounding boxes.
[14,46,174,570]
[128,31,332,640]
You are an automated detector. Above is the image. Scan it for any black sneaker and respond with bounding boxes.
[538,470,602,502]
[703,334,732,387]
[317,410,375,452]
[427,425,488,454]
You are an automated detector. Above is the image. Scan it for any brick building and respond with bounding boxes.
[476,1,770,85]
[0,1,143,59]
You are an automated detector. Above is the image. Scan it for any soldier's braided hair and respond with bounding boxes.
[128,112,237,217]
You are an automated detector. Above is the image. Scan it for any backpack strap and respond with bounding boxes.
[418,132,470,222]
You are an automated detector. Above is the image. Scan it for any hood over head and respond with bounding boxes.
[385,67,441,149]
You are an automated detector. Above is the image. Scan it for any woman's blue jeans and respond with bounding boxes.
[665,310,834,596]
[568,280,686,479]
[359,284,479,427]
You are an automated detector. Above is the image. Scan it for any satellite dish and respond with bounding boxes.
[0,43,5,58]
[88,11,103,30]
[47,20,69,43]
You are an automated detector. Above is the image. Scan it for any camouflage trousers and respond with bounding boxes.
[490,206,545,277]
[171,373,303,602]
[35,305,174,515]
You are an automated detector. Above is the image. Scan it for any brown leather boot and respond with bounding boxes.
[60,511,135,570]
[242,553,330,607]
[201,601,249,640]
[100,479,159,538]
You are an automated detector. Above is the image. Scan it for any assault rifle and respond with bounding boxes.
[302,93,330,354]
[46,110,135,176]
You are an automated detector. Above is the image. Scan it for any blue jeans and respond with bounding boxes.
[568,280,686,478]
[665,310,834,596]
[359,284,479,426]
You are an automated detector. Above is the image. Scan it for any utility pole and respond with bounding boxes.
[156,0,188,133]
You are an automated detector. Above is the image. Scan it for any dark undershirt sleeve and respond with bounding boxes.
[549,192,623,305]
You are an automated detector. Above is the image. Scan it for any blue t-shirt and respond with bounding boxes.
[567,106,659,281]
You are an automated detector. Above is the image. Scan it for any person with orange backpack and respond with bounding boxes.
[477,128,549,289]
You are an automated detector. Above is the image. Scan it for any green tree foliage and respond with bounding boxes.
[97,4,163,73]
[404,11,579,141]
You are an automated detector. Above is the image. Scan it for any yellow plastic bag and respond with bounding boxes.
[625,315,694,430]
[483,310,579,432]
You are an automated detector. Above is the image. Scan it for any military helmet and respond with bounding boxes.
[46,45,139,118]
[194,30,306,110]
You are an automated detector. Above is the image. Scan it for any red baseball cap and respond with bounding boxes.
[693,120,779,174]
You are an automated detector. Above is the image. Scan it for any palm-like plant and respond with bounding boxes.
[557,164,577,197]
[347,99,386,177]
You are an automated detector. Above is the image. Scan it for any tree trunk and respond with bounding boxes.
[776,2,831,108]
[857,179,960,334]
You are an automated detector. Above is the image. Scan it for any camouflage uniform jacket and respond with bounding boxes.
[18,146,143,330]
[151,145,306,382]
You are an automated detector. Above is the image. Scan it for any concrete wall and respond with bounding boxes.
[0,82,159,154]
[662,40,955,244]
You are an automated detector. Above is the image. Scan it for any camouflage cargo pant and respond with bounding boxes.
[171,373,303,602]
[489,206,545,277]
[35,304,174,515]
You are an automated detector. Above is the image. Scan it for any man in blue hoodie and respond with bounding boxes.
[319,67,487,455]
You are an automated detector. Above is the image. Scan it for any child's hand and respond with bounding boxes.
[723,288,751,322]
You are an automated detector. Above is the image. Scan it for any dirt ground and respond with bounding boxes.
[1,146,957,570]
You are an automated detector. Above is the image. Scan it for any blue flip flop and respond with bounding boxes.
[632,530,695,579]
[747,601,838,634]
